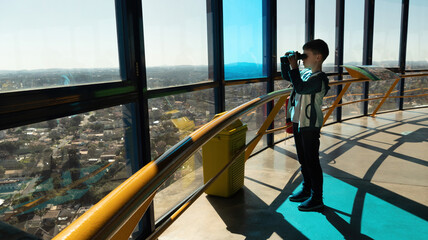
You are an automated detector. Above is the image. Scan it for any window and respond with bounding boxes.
[315,0,336,71]
[342,0,365,119]
[223,0,265,80]
[370,0,401,113]
[226,82,268,152]
[403,74,428,108]
[344,1,364,65]
[148,89,214,220]
[277,0,305,71]
[0,0,120,92]
[0,105,132,237]
[373,0,401,67]
[142,0,209,89]
[274,81,290,142]
[148,89,215,160]
[406,0,428,70]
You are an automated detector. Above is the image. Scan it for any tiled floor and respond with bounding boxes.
[159,108,428,240]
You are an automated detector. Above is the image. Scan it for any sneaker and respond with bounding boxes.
[289,189,311,202]
[298,197,324,212]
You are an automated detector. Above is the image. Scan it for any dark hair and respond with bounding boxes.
[303,39,329,61]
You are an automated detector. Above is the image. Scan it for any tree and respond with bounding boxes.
[88,115,97,122]
[90,123,104,133]
[70,115,83,127]
[0,141,20,155]
[59,117,71,127]
[47,119,58,129]
[49,129,61,141]
[88,144,98,158]
[0,150,8,160]
[0,166,5,177]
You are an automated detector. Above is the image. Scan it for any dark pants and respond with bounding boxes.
[293,123,323,200]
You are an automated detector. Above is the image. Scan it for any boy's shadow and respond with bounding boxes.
[322,206,373,240]
[206,169,374,240]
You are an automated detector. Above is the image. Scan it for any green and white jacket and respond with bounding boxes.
[280,57,330,132]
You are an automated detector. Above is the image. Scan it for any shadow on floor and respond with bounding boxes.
[206,112,428,239]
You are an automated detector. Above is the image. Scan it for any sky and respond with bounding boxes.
[0,0,427,70]
[0,0,119,70]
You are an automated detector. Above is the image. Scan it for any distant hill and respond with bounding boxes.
[224,62,265,80]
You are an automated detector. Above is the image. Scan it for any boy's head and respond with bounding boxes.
[302,39,329,70]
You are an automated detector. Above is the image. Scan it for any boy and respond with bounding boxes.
[280,39,330,212]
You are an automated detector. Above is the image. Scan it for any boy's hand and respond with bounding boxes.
[286,52,299,70]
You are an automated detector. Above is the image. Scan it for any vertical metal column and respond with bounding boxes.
[362,0,375,115]
[305,0,315,42]
[335,0,345,122]
[207,0,226,114]
[115,0,154,238]
[398,0,409,110]
[264,0,276,147]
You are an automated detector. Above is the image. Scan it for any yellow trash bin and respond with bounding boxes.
[202,113,248,197]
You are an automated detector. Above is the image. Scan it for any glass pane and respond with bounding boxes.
[148,89,214,220]
[142,0,209,89]
[344,0,364,65]
[226,82,267,153]
[406,0,428,69]
[154,151,203,220]
[373,0,401,67]
[403,74,428,108]
[343,1,364,120]
[277,1,305,71]
[0,105,133,237]
[223,0,265,80]
[315,0,336,71]
[0,0,120,92]
[274,80,291,142]
[342,76,365,119]
[148,89,215,160]
[368,79,399,113]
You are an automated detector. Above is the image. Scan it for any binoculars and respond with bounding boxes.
[282,51,307,64]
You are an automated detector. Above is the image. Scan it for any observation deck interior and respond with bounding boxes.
[158,108,428,240]
[1,1,428,239]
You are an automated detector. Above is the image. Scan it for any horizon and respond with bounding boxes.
[1,60,427,73]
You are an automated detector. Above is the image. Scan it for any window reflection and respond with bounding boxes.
[148,89,214,220]
[226,82,267,152]
[148,89,215,160]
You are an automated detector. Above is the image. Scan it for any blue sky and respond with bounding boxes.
[0,0,426,70]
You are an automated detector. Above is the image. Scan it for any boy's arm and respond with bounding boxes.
[288,69,323,94]
[280,56,291,81]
